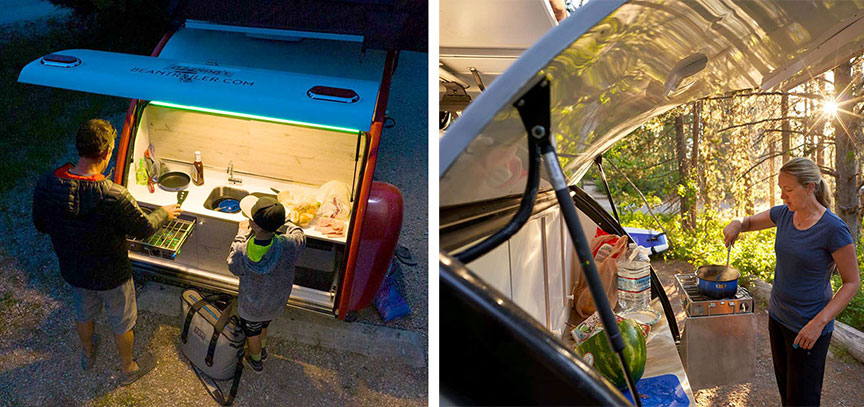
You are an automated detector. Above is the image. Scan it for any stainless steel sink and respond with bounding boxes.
[203,186,249,211]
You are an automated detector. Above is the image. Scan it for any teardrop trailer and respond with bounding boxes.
[440,0,864,404]
[19,19,405,320]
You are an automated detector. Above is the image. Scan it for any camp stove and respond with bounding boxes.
[674,273,753,317]
[675,273,756,390]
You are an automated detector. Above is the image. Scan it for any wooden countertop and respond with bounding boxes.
[643,298,696,404]
[565,299,696,404]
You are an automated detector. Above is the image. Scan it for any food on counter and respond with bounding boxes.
[314,217,346,238]
[272,181,351,230]
[316,180,351,220]
[278,190,319,227]
[572,314,648,389]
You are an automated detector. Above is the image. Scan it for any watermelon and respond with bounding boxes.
[573,317,647,389]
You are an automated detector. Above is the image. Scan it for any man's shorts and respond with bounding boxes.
[238,317,271,337]
[70,277,137,335]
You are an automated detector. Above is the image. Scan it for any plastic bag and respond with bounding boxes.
[572,234,629,319]
[373,273,411,322]
[277,189,319,227]
[316,180,351,220]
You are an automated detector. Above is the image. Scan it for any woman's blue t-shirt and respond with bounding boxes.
[769,205,853,336]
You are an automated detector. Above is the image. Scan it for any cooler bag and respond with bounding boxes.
[180,289,245,405]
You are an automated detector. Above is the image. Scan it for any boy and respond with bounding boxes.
[227,195,305,372]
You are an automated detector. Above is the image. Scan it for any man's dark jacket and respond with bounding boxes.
[33,164,168,290]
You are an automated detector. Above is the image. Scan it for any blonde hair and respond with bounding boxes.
[779,157,832,208]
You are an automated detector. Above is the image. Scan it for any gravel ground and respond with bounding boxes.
[0,13,428,406]
[359,50,428,340]
[654,259,864,407]
[0,286,427,407]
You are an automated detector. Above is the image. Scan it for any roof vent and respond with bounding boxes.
[307,86,360,103]
[41,54,81,68]
[664,53,708,97]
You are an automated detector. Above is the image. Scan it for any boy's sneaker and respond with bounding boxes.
[261,347,268,361]
[244,353,264,374]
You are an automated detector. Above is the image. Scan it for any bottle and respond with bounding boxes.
[192,151,204,186]
[617,243,651,310]
[136,158,147,185]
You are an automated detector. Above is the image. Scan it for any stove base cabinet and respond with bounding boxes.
[679,312,757,390]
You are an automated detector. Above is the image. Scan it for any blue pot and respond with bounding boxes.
[696,265,740,299]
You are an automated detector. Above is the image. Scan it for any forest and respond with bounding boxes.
[588,59,864,330]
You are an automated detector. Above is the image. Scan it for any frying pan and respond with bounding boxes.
[157,171,190,192]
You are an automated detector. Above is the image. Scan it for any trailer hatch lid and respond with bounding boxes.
[18,49,380,133]
[440,0,864,207]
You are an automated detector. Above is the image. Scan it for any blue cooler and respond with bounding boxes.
[623,227,668,255]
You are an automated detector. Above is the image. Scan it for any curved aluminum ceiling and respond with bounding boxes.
[440,0,864,207]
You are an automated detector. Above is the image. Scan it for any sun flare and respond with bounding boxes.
[822,100,838,116]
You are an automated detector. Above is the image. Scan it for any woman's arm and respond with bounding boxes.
[722,209,775,246]
[794,243,861,350]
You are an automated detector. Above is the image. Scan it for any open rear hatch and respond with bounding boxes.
[441,0,864,205]
[19,48,381,132]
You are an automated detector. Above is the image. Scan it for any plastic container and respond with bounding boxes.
[191,151,204,186]
[136,158,148,185]
[617,243,651,310]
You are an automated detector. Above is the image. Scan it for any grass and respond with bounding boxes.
[0,15,163,193]
[620,210,864,332]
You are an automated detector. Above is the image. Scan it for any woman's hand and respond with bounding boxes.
[722,220,742,247]
[794,318,827,350]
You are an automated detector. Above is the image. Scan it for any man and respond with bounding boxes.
[32,119,181,386]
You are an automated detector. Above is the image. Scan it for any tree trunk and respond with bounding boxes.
[782,93,790,163]
[805,83,812,159]
[816,78,825,168]
[691,101,703,211]
[769,137,776,207]
[833,60,860,242]
[675,114,691,230]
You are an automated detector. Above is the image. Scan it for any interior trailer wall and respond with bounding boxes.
[142,104,365,188]
[461,205,597,337]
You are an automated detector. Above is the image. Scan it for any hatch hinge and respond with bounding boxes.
[439,81,472,112]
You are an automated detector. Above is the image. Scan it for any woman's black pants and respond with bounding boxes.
[768,316,832,406]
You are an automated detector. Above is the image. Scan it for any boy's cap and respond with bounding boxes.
[239,196,285,233]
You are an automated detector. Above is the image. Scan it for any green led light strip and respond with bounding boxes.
[150,101,361,134]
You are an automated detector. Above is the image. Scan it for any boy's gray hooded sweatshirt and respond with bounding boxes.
[227,223,305,322]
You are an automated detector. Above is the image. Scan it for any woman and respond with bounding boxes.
[723,157,860,406]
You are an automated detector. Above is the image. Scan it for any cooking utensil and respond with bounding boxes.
[177,190,189,206]
[157,171,190,192]
[143,152,156,193]
[726,244,731,267]
[695,265,740,299]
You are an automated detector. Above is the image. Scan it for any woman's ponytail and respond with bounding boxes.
[815,178,832,209]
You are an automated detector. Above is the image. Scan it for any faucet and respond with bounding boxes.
[226,161,242,184]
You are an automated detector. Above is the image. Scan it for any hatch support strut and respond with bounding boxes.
[594,155,621,223]
[514,78,642,406]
